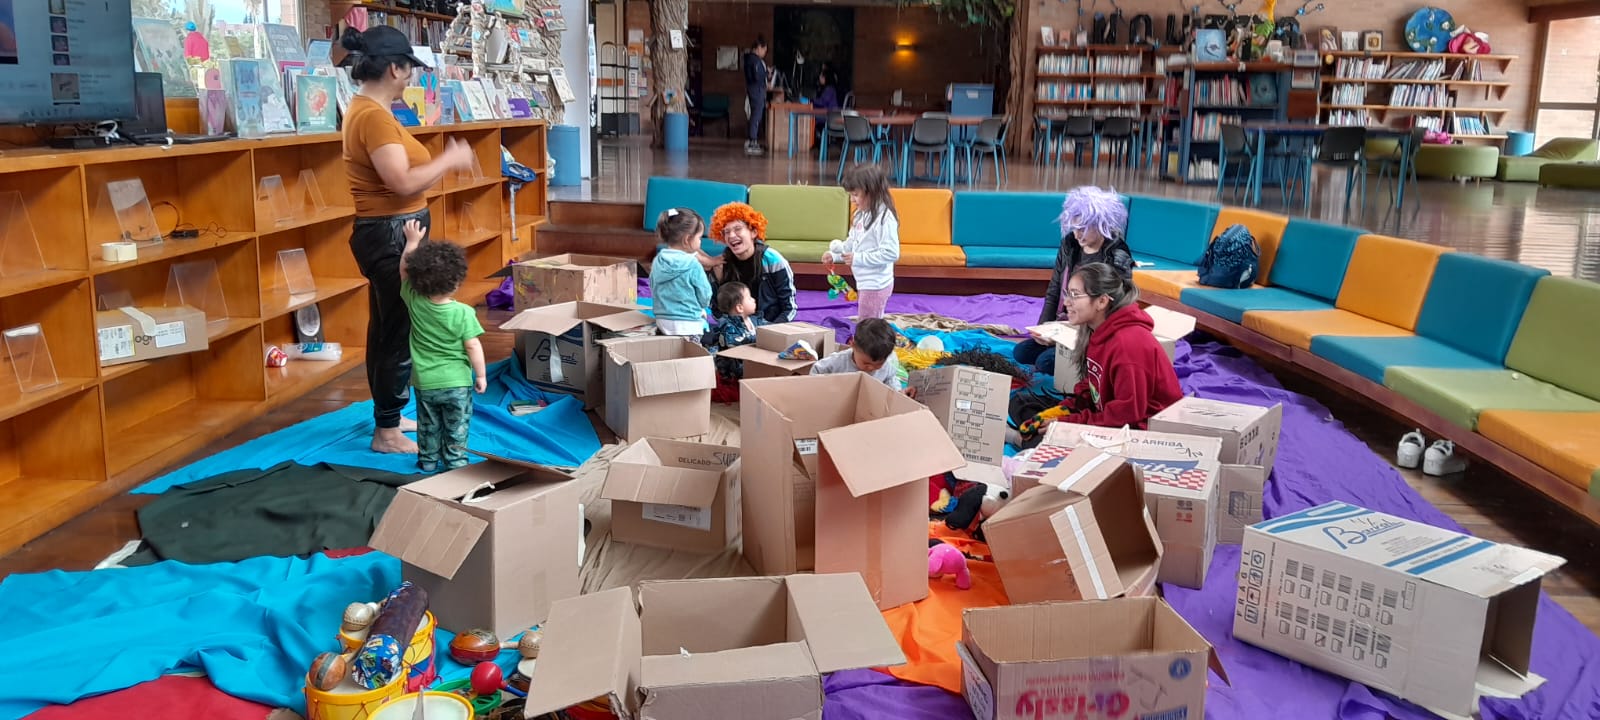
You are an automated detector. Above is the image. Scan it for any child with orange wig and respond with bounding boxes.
[705,202,797,324]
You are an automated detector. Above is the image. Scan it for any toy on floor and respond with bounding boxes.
[352,582,429,690]
[933,349,1031,386]
[929,472,988,531]
[928,542,972,590]
[307,651,351,691]
[980,483,1011,520]
[778,339,817,361]
[824,240,858,301]
[448,628,543,665]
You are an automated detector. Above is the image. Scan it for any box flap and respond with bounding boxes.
[641,641,818,688]
[632,358,718,397]
[524,586,642,718]
[602,440,724,509]
[1045,501,1126,600]
[589,308,655,332]
[368,490,488,580]
[717,344,816,372]
[1154,396,1271,430]
[467,449,582,476]
[1146,305,1197,340]
[816,411,966,498]
[499,302,590,335]
[785,573,907,672]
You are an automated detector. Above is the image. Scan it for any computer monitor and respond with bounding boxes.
[0,0,137,125]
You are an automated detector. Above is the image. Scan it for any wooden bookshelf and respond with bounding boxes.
[0,118,547,554]
[1162,61,1295,184]
[1032,45,1170,120]
[1318,50,1515,141]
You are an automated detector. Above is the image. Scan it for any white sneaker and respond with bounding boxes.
[1422,440,1467,476]
[1396,430,1425,469]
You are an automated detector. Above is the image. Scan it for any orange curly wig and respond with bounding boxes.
[710,202,768,241]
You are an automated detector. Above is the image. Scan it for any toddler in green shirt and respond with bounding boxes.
[400,219,486,472]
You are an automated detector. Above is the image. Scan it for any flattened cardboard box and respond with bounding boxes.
[602,337,717,442]
[502,301,654,409]
[960,598,1227,720]
[523,573,907,720]
[983,452,1163,604]
[95,305,209,366]
[1033,423,1222,589]
[1150,396,1283,545]
[739,373,967,610]
[715,322,838,378]
[1036,305,1197,392]
[1235,502,1565,719]
[908,365,1011,486]
[602,438,741,554]
[368,452,581,638]
[511,253,637,311]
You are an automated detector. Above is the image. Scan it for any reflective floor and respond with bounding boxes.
[555,137,1600,282]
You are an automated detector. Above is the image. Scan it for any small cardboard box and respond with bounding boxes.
[908,365,1012,486]
[1149,396,1284,545]
[1235,502,1565,719]
[983,452,1163,603]
[959,598,1225,720]
[94,305,209,366]
[715,321,838,378]
[739,373,968,609]
[502,301,654,408]
[368,455,581,638]
[523,573,907,720]
[602,438,741,554]
[1030,423,1221,589]
[602,337,717,442]
[1038,306,1197,392]
[511,253,637,311]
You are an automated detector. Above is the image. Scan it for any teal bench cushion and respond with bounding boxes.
[1503,276,1600,402]
[953,191,1069,248]
[1125,195,1218,266]
[1384,367,1600,430]
[962,246,1058,269]
[1267,218,1362,302]
[1133,254,1198,272]
[1310,335,1501,385]
[643,177,748,235]
[749,184,850,242]
[1179,286,1333,325]
[1413,254,1548,365]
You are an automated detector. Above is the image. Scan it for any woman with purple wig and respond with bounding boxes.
[1014,186,1135,375]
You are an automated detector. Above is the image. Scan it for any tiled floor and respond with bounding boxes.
[555,137,1600,281]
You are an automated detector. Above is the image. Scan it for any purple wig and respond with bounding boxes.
[1057,186,1128,241]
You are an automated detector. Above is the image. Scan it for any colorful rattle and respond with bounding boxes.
[824,240,858,301]
[448,628,543,665]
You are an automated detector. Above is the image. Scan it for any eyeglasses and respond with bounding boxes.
[1064,291,1091,300]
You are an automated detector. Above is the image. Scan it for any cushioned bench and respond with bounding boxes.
[1179,218,1362,324]
[953,191,1067,268]
[759,187,967,268]
[1539,161,1600,189]
[642,177,748,235]
[1134,207,1289,299]
[1123,195,1217,272]
[1496,138,1599,182]
[1413,144,1500,180]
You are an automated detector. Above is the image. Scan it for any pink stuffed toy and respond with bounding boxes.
[928,542,971,590]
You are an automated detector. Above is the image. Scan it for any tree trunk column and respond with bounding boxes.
[649,0,689,147]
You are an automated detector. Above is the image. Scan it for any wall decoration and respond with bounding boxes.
[1340,31,1359,51]
[1404,7,1455,53]
[1319,27,1338,51]
[1448,27,1491,54]
[1361,31,1383,52]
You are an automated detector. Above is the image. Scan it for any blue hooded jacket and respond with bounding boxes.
[650,248,713,323]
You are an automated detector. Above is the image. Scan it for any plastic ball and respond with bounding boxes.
[470,661,503,697]
[449,628,502,665]
[517,630,542,659]
[307,652,348,691]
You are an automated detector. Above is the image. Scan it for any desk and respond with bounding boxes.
[1240,122,1413,209]
[771,102,818,156]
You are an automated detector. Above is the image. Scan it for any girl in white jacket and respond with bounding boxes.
[830,165,900,319]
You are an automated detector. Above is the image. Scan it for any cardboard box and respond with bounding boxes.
[602,337,717,442]
[511,253,637,311]
[983,451,1163,603]
[523,573,907,720]
[1235,502,1565,719]
[959,598,1225,720]
[94,305,209,366]
[1150,397,1283,545]
[368,455,581,638]
[502,301,654,408]
[1037,306,1197,392]
[1016,423,1220,589]
[739,373,968,609]
[602,438,741,554]
[908,365,1011,486]
[715,321,838,378]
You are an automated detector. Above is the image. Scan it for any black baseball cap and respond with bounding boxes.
[352,25,431,69]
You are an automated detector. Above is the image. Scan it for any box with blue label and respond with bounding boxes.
[502,301,654,409]
[1234,502,1565,719]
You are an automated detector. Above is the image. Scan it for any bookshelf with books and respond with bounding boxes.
[1163,61,1291,183]
[1319,50,1514,141]
[1033,45,1169,119]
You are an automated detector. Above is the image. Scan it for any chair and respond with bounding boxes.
[818,111,848,163]
[698,94,731,138]
[1372,127,1426,208]
[1057,115,1098,168]
[1217,123,1255,201]
[967,117,1009,188]
[1099,117,1135,167]
[843,91,856,110]
[906,116,954,186]
[1313,126,1368,214]
[1033,116,1054,165]
[838,114,897,182]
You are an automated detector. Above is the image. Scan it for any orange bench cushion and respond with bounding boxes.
[890,188,954,246]
[1243,309,1413,350]
[1476,410,1600,491]
[1335,234,1451,331]
[1212,207,1290,282]
[1135,269,1202,299]
[899,244,967,267]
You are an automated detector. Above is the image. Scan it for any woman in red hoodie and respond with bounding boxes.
[1009,262,1183,446]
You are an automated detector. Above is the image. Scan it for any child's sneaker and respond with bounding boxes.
[1396,429,1425,469]
[1422,440,1467,476]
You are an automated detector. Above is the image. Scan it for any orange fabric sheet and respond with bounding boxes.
[877,522,1011,694]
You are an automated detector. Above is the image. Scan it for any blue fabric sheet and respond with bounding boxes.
[135,359,601,494]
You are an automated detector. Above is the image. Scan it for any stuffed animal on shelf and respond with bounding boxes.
[928,542,972,590]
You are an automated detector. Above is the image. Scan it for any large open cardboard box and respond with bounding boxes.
[1235,501,1566,719]
[1150,396,1283,544]
[508,252,637,311]
[501,301,654,408]
[739,373,967,609]
[602,337,717,442]
[602,438,741,554]
[715,322,838,378]
[523,573,906,720]
[908,365,1011,486]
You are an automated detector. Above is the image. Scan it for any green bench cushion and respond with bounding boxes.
[748,184,850,242]
[1383,367,1600,430]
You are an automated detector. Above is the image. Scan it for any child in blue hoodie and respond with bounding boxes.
[650,208,713,337]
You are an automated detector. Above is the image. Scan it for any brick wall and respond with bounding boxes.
[690,3,775,128]
[851,6,1003,111]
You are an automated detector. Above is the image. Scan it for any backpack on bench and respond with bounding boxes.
[1196,223,1260,289]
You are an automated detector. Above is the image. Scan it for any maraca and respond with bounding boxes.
[448,628,542,664]
[307,651,351,691]
[470,661,527,698]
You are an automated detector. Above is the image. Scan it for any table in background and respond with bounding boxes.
[1240,122,1414,209]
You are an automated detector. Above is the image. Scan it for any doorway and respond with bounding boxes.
[773,6,854,103]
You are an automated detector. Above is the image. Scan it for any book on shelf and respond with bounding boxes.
[222,58,264,138]
[292,74,339,134]
[132,17,198,98]
[262,23,307,73]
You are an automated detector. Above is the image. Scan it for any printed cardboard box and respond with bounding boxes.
[368,453,581,638]
[1150,396,1283,544]
[739,373,967,609]
[501,301,653,408]
[94,305,208,366]
[959,598,1226,720]
[1235,502,1565,719]
[1035,306,1197,391]
[716,321,838,378]
[983,452,1163,603]
[602,438,741,554]
[908,365,1012,486]
[509,253,637,311]
[602,337,717,442]
[523,573,906,720]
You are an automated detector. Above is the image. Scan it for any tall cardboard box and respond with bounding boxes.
[524,573,906,720]
[1235,502,1565,718]
[715,322,838,378]
[367,456,581,638]
[739,373,967,609]
[983,452,1163,603]
[602,438,741,554]
[1036,306,1197,391]
[95,305,209,366]
[511,253,637,311]
[501,301,654,408]
[959,598,1225,720]
[1150,396,1283,544]
[908,365,1011,486]
[602,337,717,442]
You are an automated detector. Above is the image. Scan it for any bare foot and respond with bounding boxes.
[372,427,419,454]
[397,417,418,433]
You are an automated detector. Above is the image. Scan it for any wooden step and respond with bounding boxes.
[548,200,645,228]
[536,223,657,260]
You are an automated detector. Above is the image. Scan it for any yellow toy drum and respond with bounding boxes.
[304,675,405,720]
[338,612,437,687]
[369,691,474,720]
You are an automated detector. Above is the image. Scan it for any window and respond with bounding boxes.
[1534,16,1600,147]
[131,0,312,61]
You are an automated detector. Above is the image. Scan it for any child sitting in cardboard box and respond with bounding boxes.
[704,281,763,379]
